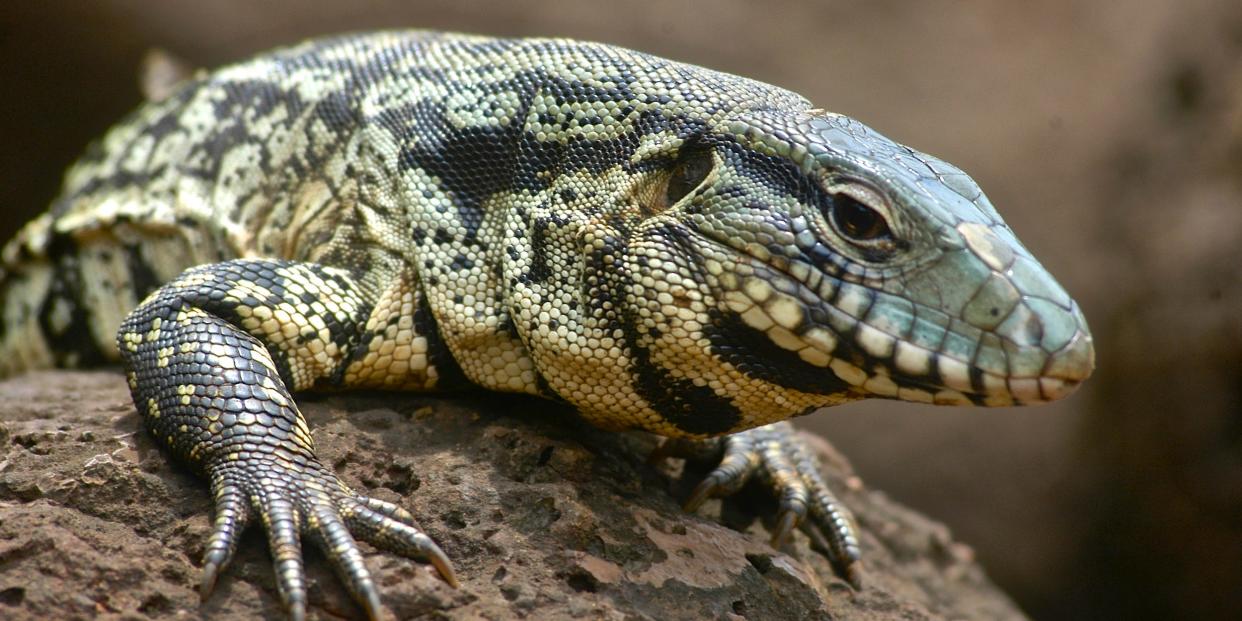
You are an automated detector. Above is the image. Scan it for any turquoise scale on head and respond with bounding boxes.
[694,108,1093,406]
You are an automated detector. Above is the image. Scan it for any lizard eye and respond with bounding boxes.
[665,148,714,206]
[827,192,892,242]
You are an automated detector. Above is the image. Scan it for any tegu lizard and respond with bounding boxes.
[0,31,1094,620]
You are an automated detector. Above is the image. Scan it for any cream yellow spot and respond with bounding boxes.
[958,221,1015,272]
[830,359,867,386]
[765,296,803,330]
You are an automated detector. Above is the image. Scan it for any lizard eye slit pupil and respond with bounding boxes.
[664,149,714,207]
[828,193,892,242]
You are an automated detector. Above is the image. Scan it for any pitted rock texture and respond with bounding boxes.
[0,371,1026,620]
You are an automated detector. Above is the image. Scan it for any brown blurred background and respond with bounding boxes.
[3,1,1239,619]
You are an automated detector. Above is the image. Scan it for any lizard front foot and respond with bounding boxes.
[199,455,456,621]
[653,421,862,588]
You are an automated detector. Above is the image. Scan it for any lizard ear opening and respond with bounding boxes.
[645,145,716,214]
[665,147,715,207]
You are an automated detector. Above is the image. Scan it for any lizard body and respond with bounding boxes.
[0,31,1094,620]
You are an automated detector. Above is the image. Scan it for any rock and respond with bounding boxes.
[0,370,1027,620]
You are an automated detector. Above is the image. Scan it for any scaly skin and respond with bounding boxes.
[0,31,1094,619]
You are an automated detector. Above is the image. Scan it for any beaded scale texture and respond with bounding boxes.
[0,31,1094,620]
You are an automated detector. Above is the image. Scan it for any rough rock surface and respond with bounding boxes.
[0,370,1026,620]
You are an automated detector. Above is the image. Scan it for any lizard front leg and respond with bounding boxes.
[117,259,455,621]
[654,421,863,587]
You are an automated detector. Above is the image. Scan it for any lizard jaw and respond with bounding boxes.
[700,233,1094,408]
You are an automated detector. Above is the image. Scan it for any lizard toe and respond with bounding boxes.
[679,422,863,589]
[681,433,760,512]
[204,457,424,620]
[307,506,383,621]
[355,495,419,526]
[260,495,309,621]
[200,481,251,599]
[758,436,810,547]
[344,498,459,588]
[803,474,863,587]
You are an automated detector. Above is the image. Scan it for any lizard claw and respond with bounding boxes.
[200,481,250,600]
[342,497,459,588]
[683,438,758,512]
[677,422,863,588]
[202,457,454,620]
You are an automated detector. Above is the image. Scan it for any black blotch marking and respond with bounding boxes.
[968,364,986,395]
[187,79,314,181]
[314,90,358,132]
[705,309,851,396]
[36,234,108,367]
[397,82,534,241]
[620,224,740,434]
[450,254,475,271]
[397,67,705,242]
[528,217,554,283]
[634,358,740,435]
[123,245,163,300]
[413,291,473,390]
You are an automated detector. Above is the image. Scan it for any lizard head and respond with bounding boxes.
[630,108,1094,414]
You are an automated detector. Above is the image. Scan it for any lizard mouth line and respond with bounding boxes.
[686,229,1085,406]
